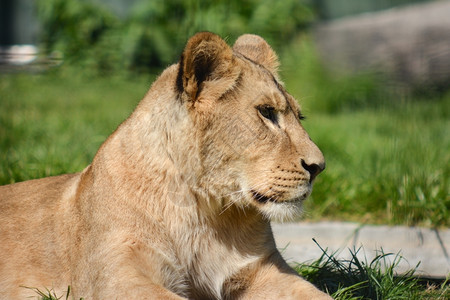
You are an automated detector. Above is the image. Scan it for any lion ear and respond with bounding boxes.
[176,32,238,103]
[233,34,280,77]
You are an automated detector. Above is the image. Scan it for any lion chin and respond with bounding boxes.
[248,184,311,222]
[0,32,329,299]
[259,200,305,222]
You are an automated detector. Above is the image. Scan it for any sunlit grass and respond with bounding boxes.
[301,100,449,227]
[0,71,151,183]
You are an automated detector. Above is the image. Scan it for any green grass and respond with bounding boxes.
[302,101,449,227]
[0,71,151,183]
[23,286,76,300]
[296,241,449,299]
[1,66,449,227]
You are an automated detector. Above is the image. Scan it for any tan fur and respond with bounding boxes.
[0,33,330,299]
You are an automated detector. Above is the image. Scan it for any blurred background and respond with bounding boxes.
[0,0,449,227]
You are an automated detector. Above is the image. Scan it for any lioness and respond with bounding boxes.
[0,33,330,299]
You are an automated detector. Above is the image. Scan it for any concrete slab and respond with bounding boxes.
[272,222,450,278]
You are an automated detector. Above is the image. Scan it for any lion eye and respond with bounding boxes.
[257,105,278,124]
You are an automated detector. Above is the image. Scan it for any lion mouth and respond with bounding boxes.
[250,189,309,204]
[251,190,277,203]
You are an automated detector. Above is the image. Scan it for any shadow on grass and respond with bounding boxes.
[295,239,449,299]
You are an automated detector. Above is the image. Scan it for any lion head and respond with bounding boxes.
[170,32,325,221]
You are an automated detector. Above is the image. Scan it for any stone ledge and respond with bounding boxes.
[272,222,450,278]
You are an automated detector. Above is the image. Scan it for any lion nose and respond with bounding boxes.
[301,159,325,182]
